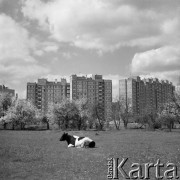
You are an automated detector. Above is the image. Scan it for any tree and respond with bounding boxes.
[0,93,14,129]
[155,91,180,132]
[135,115,146,129]
[158,114,175,132]
[0,113,13,129]
[119,97,132,129]
[111,99,121,130]
[158,102,177,131]
[42,103,55,130]
[145,111,159,130]
[171,92,180,123]
[74,98,90,130]
[135,106,161,130]
[91,103,105,130]
[5,99,38,130]
[53,99,77,130]
[0,93,13,113]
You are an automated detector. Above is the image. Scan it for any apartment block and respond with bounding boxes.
[119,76,174,117]
[0,85,15,97]
[70,74,112,122]
[175,85,180,94]
[27,78,70,113]
[175,76,180,94]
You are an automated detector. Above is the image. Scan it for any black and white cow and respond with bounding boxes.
[60,132,96,148]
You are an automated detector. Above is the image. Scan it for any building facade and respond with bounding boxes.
[175,86,180,93]
[175,76,180,94]
[27,78,70,113]
[70,74,112,122]
[119,76,175,117]
[0,85,15,97]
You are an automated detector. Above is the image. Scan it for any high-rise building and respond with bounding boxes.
[175,75,180,94]
[27,78,70,113]
[70,74,112,122]
[119,76,175,117]
[0,85,15,97]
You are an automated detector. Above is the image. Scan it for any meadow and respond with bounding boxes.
[0,129,180,180]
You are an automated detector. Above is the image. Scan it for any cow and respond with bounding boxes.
[59,132,96,148]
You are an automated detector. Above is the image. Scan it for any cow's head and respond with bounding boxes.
[60,132,68,141]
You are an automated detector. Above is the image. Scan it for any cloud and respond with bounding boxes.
[21,0,180,52]
[2,0,180,98]
[0,62,49,98]
[131,45,180,85]
[34,50,44,56]
[161,18,180,35]
[33,41,59,56]
[0,13,37,61]
[44,45,58,52]
[130,9,180,85]
[132,45,180,73]
[61,52,71,59]
[42,41,59,52]
[0,14,50,98]
[61,52,77,59]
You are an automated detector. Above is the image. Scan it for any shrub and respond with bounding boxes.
[135,112,161,130]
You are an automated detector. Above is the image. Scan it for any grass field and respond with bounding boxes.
[0,129,180,180]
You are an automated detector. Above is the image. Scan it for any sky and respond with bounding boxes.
[0,0,180,99]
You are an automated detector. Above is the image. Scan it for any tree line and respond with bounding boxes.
[0,93,106,130]
[0,92,180,131]
[111,93,180,131]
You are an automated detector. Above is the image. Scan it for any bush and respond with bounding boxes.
[152,118,162,129]
[135,113,161,130]
[158,115,176,131]
[3,99,39,130]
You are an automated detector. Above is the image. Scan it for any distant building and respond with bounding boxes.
[176,86,180,93]
[175,75,180,94]
[0,85,15,97]
[70,74,112,122]
[27,78,70,113]
[119,76,175,117]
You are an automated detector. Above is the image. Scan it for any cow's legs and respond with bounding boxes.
[68,144,74,148]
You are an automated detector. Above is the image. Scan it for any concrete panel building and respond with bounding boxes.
[119,76,174,117]
[70,74,112,122]
[27,78,70,113]
[0,85,15,97]
[175,76,180,94]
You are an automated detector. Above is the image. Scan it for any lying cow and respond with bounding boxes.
[59,132,96,148]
